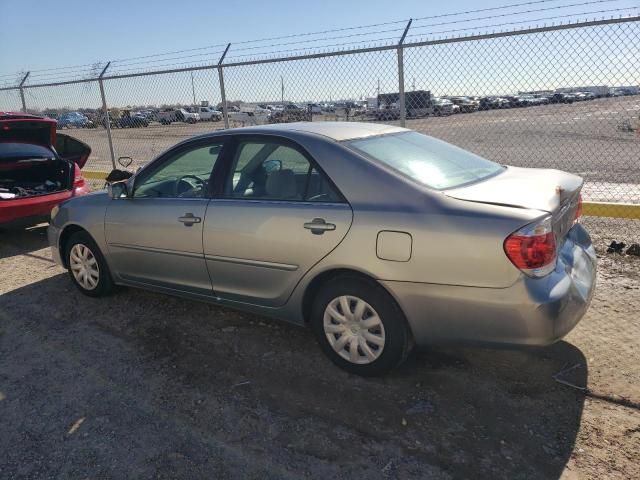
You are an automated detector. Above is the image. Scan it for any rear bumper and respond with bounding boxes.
[0,191,73,225]
[382,223,596,347]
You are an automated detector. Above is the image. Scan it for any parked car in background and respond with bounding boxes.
[375,104,400,121]
[431,97,454,115]
[196,106,223,122]
[48,122,595,376]
[156,108,200,125]
[447,97,479,113]
[117,110,149,128]
[548,93,574,104]
[307,104,323,114]
[57,112,94,129]
[269,104,312,123]
[1,113,91,225]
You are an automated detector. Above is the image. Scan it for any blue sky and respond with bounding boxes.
[0,0,638,109]
[1,0,637,75]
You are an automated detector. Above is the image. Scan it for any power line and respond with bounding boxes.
[112,50,226,69]
[230,27,405,53]
[225,35,400,62]
[407,6,638,38]
[411,0,620,31]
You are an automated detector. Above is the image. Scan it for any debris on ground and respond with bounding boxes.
[606,241,627,254]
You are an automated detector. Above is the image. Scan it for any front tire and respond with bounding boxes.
[310,275,412,376]
[65,231,114,297]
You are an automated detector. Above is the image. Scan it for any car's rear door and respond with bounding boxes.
[203,135,353,307]
[104,137,227,297]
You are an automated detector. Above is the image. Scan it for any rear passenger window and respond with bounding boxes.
[226,140,342,202]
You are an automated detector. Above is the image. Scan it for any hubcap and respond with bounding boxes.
[69,243,100,291]
[323,295,386,365]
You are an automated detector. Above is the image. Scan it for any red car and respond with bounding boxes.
[0,112,91,226]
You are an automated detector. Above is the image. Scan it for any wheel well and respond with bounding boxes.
[58,224,88,268]
[301,268,381,325]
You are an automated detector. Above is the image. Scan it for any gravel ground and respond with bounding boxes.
[0,221,638,480]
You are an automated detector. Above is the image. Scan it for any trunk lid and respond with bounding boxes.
[0,114,90,168]
[0,115,56,146]
[55,133,91,169]
[445,166,583,239]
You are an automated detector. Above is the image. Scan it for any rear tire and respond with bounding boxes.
[310,275,412,376]
[65,231,114,297]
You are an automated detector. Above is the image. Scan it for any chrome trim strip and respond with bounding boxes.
[204,254,298,271]
[108,243,203,259]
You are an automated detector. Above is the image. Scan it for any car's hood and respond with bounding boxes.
[445,166,583,213]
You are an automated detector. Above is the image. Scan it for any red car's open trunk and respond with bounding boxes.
[0,113,91,224]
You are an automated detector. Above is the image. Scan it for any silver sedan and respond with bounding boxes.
[48,122,596,375]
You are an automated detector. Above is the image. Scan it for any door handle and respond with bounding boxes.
[178,213,201,226]
[304,218,336,235]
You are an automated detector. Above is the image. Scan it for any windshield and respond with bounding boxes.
[346,131,504,190]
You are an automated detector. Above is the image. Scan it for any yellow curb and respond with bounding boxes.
[83,170,109,180]
[582,202,640,220]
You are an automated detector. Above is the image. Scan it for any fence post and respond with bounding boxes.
[98,62,116,170]
[19,72,30,113]
[397,19,412,128]
[217,44,232,129]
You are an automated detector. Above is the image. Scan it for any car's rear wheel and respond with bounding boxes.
[65,231,114,297]
[310,275,412,376]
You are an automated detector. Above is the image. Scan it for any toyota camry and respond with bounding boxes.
[48,122,596,375]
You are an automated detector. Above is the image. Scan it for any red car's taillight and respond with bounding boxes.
[574,194,583,223]
[73,163,86,189]
[504,216,557,278]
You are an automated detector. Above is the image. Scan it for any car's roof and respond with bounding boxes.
[233,121,408,141]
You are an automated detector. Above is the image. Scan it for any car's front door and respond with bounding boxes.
[203,136,353,307]
[105,139,226,297]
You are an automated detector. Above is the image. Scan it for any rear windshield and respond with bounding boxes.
[346,131,504,190]
[0,142,55,161]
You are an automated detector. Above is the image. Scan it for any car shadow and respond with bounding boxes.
[0,222,50,260]
[0,274,587,479]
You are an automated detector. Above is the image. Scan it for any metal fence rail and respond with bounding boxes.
[2,16,639,238]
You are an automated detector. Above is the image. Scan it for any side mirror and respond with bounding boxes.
[108,181,129,199]
[263,159,282,173]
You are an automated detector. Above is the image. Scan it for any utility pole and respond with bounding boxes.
[412,78,416,91]
[377,79,380,97]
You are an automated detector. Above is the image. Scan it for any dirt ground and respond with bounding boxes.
[0,220,638,479]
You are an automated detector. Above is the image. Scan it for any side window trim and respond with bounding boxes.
[131,136,229,199]
[221,134,346,204]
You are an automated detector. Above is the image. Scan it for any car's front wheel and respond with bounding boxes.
[65,231,114,297]
[311,275,412,376]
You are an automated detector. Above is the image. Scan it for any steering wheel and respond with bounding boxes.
[175,174,204,197]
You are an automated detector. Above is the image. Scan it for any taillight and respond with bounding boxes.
[574,194,583,223]
[504,216,557,278]
[73,163,86,190]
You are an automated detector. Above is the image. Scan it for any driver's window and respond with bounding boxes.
[133,143,222,198]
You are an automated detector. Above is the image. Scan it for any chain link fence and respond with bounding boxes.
[1,17,639,241]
